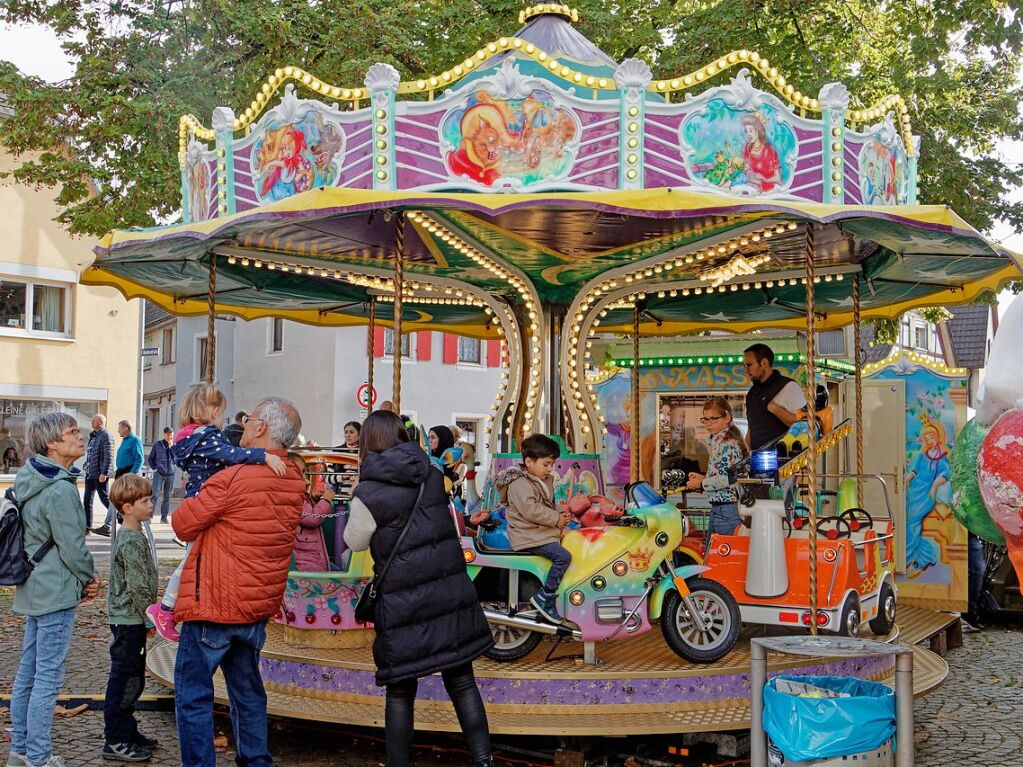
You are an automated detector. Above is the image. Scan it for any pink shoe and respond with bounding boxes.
[146,603,180,642]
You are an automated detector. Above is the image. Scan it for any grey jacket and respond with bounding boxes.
[13,457,96,616]
[495,466,563,550]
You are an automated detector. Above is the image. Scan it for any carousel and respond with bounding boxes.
[86,4,1020,736]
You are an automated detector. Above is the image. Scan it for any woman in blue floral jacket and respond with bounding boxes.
[687,397,750,536]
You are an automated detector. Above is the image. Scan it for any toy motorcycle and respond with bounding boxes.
[465,481,741,664]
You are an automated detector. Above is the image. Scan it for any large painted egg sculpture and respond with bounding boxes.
[951,418,1005,544]
[978,407,1023,581]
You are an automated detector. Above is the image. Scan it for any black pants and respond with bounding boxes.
[83,476,110,529]
[385,664,490,766]
[103,624,148,745]
[114,467,132,479]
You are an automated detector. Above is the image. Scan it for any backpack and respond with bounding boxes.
[0,487,55,586]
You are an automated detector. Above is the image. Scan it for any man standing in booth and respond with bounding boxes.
[742,343,806,451]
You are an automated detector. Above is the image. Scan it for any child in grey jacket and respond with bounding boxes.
[495,434,571,624]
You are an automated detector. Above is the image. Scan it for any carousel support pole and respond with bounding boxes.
[631,303,641,483]
[804,226,819,635]
[367,296,376,415]
[205,255,217,384]
[853,276,864,504]
[392,212,405,413]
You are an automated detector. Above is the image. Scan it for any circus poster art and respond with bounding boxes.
[859,136,899,205]
[185,140,212,223]
[680,100,797,196]
[252,110,345,203]
[441,87,581,188]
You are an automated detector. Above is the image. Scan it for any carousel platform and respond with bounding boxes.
[147,605,951,736]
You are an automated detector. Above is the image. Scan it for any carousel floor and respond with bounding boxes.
[148,606,951,736]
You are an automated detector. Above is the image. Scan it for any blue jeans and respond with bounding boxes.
[527,542,572,595]
[151,472,173,521]
[175,621,270,767]
[709,502,742,535]
[10,607,76,764]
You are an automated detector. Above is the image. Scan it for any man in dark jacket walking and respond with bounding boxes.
[148,427,175,523]
[83,413,113,533]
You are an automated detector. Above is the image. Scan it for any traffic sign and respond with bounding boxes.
[356,383,377,408]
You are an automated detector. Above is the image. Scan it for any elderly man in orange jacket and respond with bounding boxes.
[171,396,306,767]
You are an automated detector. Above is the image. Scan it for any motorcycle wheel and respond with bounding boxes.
[482,603,543,662]
[661,578,740,664]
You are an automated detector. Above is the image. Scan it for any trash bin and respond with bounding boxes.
[763,675,895,766]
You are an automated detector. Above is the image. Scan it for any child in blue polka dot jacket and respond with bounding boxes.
[145,384,286,641]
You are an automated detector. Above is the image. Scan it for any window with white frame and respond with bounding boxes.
[195,334,216,383]
[383,328,412,358]
[0,276,72,338]
[457,336,482,365]
[268,317,284,354]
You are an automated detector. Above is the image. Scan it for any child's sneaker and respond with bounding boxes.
[529,591,564,624]
[129,733,158,750]
[102,742,151,762]
[145,604,179,642]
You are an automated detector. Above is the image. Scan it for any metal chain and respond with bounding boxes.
[367,296,376,414]
[853,275,864,505]
[631,303,641,483]
[393,212,405,412]
[804,224,819,635]
[205,254,216,383]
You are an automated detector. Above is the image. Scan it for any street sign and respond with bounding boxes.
[356,383,377,408]
[141,347,160,357]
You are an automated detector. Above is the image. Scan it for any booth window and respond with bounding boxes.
[0,276,72,338]
[458,336,483,365]
[1,399,100,475]
[384,328,412,359]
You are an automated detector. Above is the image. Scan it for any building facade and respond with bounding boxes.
[0,147,141,480]
[143,306,505,473]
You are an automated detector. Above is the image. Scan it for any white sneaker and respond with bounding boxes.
[28,757,65,767]
[5,752,27,767]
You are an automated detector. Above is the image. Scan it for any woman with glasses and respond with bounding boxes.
[686,397,750,537]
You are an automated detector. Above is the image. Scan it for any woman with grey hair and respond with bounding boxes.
[8,413,100,767]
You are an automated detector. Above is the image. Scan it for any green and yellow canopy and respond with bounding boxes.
[87,187,1020,338]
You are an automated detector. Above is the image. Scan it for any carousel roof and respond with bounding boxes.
[86,186,1020,339]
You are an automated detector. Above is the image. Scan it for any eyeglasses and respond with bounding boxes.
[699,416,725,424]
[241,415,265,425]
[61,427,81,438]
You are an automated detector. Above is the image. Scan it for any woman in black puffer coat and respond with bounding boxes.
[344,411,494,767]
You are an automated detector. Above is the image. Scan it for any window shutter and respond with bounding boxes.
[487,339,501,367]
[417,331,432,361]
[443,333,458,364]
[372,326,385,357]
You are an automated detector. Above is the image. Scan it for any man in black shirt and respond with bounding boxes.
[223,410,247,446]
[743,343,806,451]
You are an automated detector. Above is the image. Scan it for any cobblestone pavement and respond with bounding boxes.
[2,557,1021,766]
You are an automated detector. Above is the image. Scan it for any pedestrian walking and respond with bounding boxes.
[147,428,175,523]
[83,414,113,534]
[171,397,306,767]
[8,412,100,767]
[94,420,144,536]
[102,474,159,762]
[345,410,494,767]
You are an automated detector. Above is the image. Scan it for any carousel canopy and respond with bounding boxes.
[87,186,1020,339]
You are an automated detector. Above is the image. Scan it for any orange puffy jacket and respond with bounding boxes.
[171,452,306,625]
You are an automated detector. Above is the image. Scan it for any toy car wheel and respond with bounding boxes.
[661,578,740,664]
[836,592,861,637]
[868,581,897,635]
[482,602,543,662]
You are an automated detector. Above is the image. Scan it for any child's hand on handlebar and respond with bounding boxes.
[686,472,704,491]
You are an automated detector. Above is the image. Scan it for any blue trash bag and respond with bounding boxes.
[763,675,895,762]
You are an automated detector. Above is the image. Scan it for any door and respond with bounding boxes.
[849,379,906,572]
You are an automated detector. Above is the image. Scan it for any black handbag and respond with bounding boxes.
[354,482,426,623]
